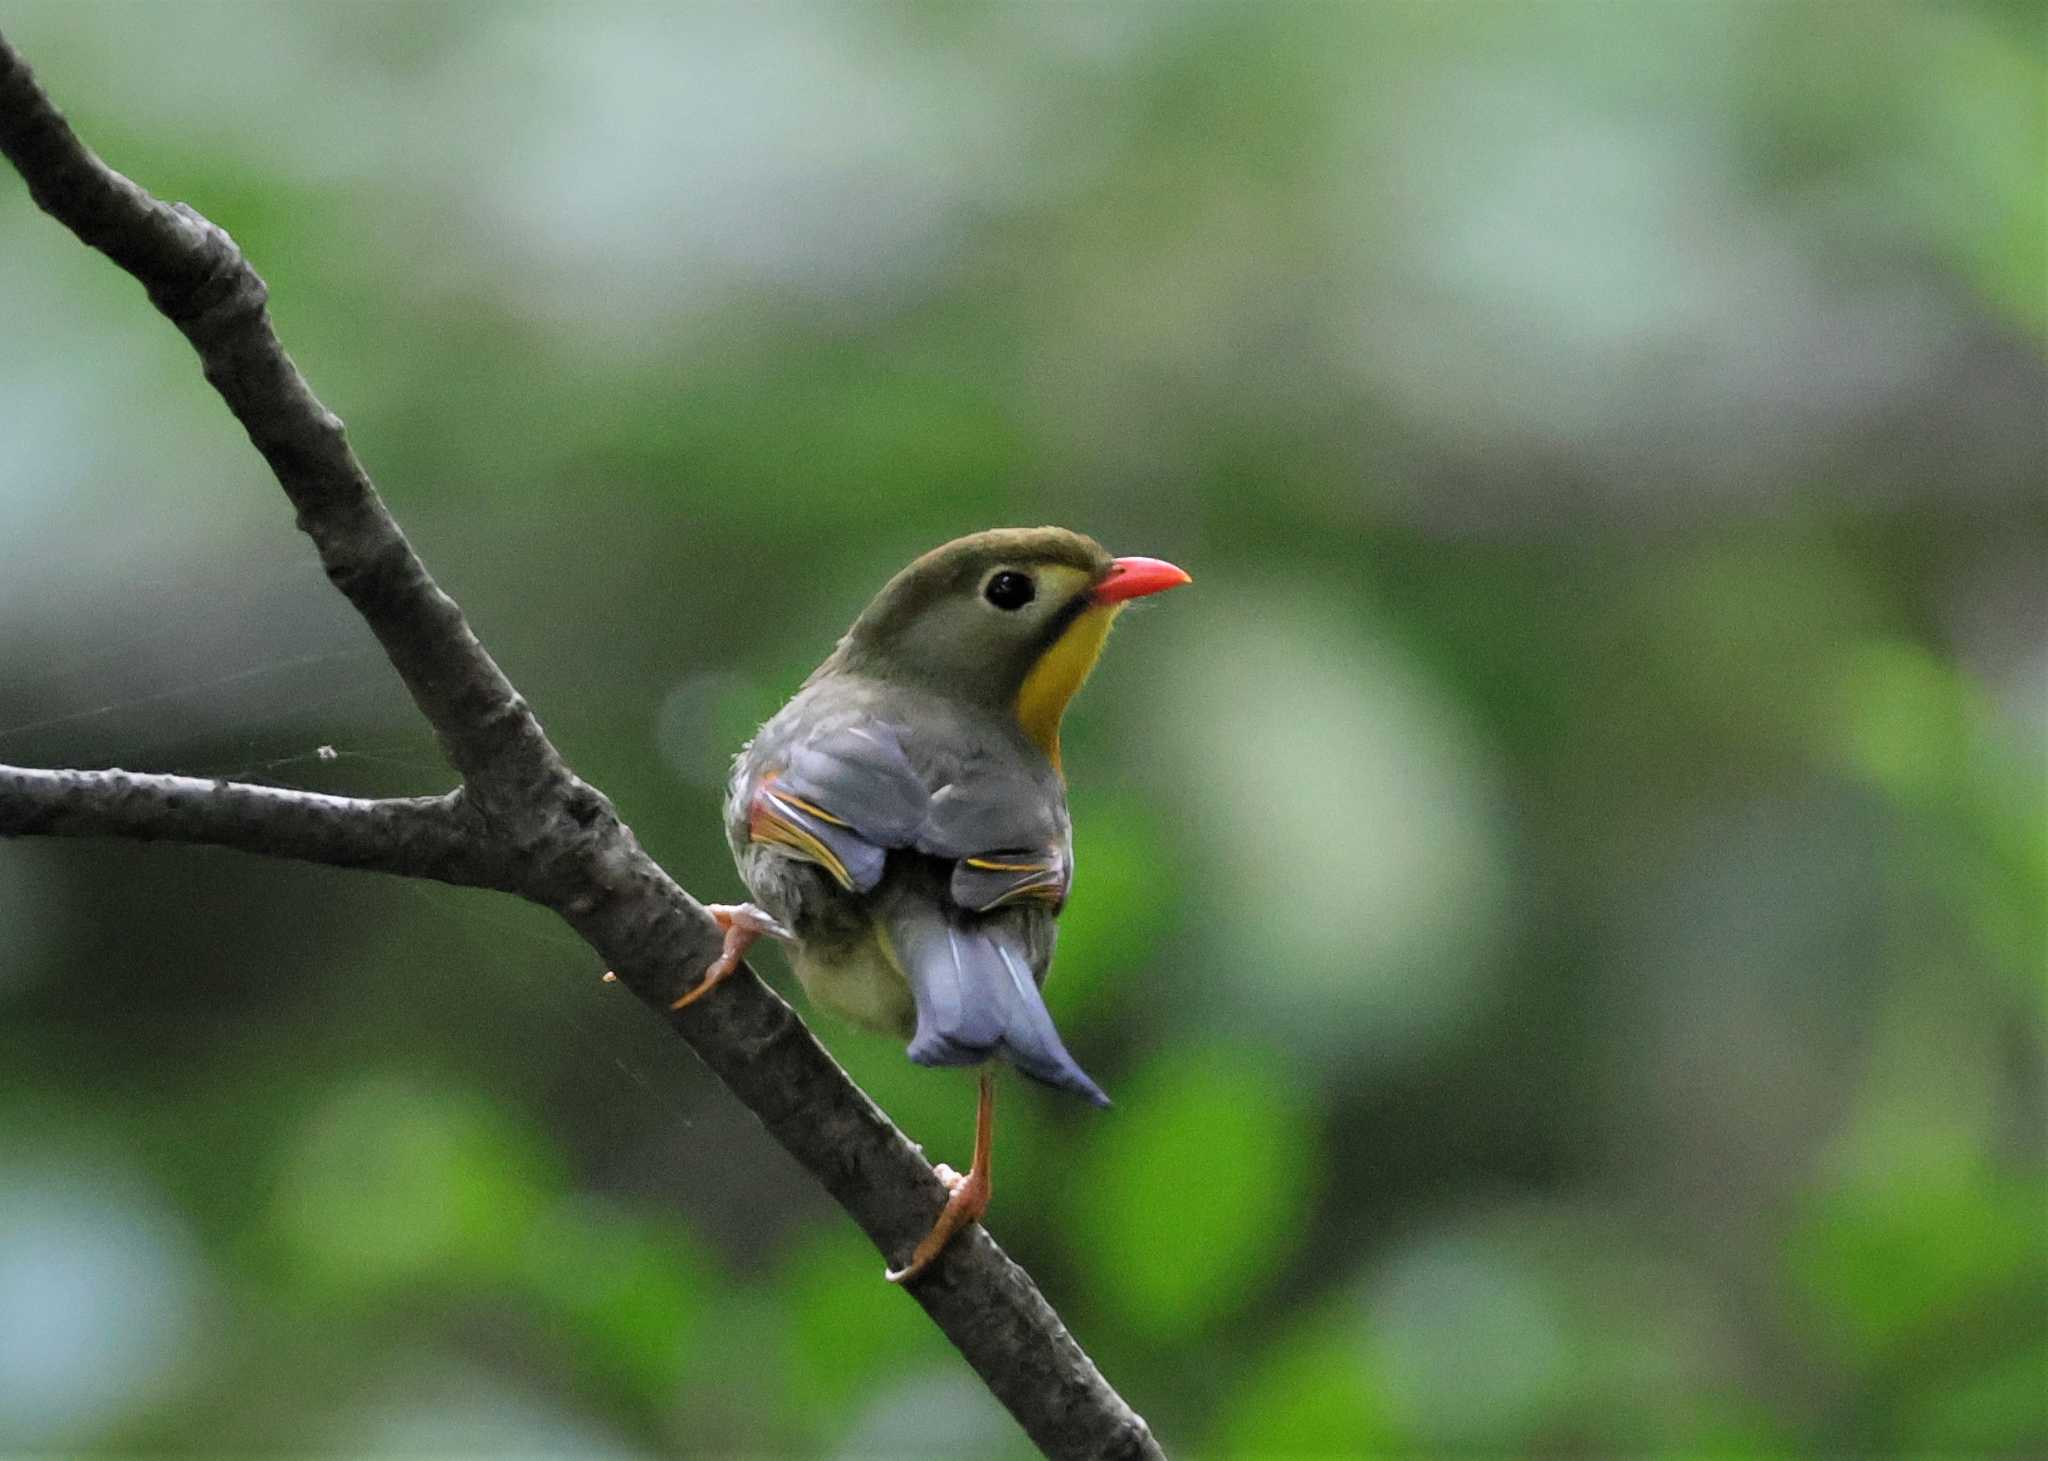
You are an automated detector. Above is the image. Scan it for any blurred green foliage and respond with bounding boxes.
[1,2,2042,1456]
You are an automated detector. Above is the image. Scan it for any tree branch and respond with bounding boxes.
[0,37,563,827]
[0,768,509,887]
[0,32,1160,1461]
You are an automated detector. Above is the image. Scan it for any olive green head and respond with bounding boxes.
[824,527,1109,697]
[817,527,1190,763]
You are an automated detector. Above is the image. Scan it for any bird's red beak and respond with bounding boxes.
[1092,555,1192,605]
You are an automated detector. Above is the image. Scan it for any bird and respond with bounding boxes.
[671,526,1190,1282]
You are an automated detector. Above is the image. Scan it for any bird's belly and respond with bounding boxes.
[792,931,916,1041]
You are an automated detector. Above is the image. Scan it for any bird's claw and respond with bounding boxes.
[670,902,790,1010]
[885,1070,995,1287]
[712,903,796,942]
[885,1160,991,1285]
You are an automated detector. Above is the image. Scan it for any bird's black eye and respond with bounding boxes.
[983,570,1035,610]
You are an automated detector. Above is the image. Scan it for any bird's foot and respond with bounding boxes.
[886,1069,997,1285]
[885,1159,990,1285]
[669,902,792,1011]
[712,901,796,943]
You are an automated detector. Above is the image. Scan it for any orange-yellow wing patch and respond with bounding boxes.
[748,774,881,891]
[952,847,1070,912]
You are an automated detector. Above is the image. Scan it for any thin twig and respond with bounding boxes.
[0,767,504,886]
[0,31,1160,1461]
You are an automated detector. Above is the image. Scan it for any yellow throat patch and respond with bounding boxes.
[1014,602,1120,769]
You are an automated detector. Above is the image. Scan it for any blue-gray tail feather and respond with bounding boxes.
[887,903,1109,1107]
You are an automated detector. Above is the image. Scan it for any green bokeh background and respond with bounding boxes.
[1,3,2042,1456]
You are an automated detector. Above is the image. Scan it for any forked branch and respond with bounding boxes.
[0,33,1160,1461]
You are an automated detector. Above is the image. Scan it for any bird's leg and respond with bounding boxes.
[667,903,794,1010]
[887,1068,995,1284]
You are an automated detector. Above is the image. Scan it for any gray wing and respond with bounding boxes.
[749,722,928,894]
[739,713,1105,1103]
[751,722,1071,910]
[921,775,1071,912]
